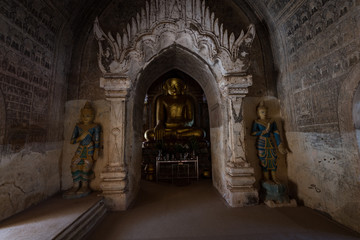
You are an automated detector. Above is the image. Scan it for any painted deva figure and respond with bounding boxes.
[251,102,286,184]
[64,102,101,198]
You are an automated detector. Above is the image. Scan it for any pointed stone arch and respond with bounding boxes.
[127,45,226,205]
[94,0,258,210]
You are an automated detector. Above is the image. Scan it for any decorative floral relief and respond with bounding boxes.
[93,0,255,76]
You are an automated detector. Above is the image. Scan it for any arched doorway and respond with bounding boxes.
[141,69,211,183]
[93,1,259,210]
[127,46,225,206]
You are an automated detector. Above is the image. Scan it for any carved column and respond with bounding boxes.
[99,75,131,210]
[224,75,259,206]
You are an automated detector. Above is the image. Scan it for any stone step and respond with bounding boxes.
[0,193,107,240]
[54,196,107,240]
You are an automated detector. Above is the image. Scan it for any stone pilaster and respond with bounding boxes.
[99,75,131,210]
[224,75,259,206]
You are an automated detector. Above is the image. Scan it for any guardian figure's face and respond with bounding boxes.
[81,110,95,125]
[257,107,267,120]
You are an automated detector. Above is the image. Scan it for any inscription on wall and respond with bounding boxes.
[285,0,357,67]
[275,0,359,135]
[261,0,360,153]
[0,0,62,148]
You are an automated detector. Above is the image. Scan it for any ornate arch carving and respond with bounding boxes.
[93,0,255,77]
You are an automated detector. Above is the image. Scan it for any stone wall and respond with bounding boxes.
[0,0,61,140]
[256,0,360,232]
[0,0,70,221]
[0,144,62,221]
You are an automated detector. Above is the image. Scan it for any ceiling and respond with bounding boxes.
[49,0,287,41]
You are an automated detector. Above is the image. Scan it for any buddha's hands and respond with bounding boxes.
[265,123,270,133]
[154,124,165,140]
[261,122,270,135]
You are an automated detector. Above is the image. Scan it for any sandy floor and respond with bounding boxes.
[85,180,360,240]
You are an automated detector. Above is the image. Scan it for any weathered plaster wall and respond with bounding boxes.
[255,0,360,232]
[0,144,62,221]
[0,0,71,221]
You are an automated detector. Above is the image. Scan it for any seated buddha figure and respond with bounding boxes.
[144,78,205,141]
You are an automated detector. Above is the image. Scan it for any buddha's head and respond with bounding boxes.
[256,101,267,120]
[80,102,95,125]
[163,78,186,96]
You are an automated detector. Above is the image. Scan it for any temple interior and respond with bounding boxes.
[1,0,360,238]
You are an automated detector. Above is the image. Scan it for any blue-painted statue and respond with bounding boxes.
[64,102,101,198]
[251,101,286,183]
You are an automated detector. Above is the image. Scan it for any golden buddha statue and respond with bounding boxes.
[144,78,205,141]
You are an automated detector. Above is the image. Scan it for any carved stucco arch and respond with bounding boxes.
[94,0,259,210]
[93,1,256,78]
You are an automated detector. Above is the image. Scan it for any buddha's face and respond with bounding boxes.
[257,107,267,120]
[165,78,185,96]
[81,110,94,125]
